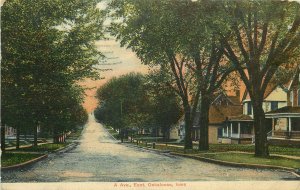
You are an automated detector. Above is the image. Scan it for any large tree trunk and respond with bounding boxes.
[184,108,193,149]
[16,126,20,149]
[33,124,38,147]
[1,124,5,153]
[198,97,210,151]
[253,100,269,157]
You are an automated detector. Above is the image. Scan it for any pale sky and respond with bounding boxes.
[81,39,149,113]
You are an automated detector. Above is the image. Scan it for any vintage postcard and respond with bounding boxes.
[1,0,300,190]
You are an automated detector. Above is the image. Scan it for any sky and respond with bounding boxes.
[81,0,149,113]
[81,39,149,113]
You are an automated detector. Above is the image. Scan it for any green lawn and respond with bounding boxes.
[150,144,300,169]
[196,153,300,169]
[10,143,67,153]
[1,152,45,167]
[153,143,300,157]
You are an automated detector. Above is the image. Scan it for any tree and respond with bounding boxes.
[108,0,197,149]
[95,73,151,140]
[108,0,234,150]
[2,0,104,147]
[216,1,300,157]
[145,70,182,140]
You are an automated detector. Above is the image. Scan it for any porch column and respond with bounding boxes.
[226,126,229,137]
[288,117,292,132]
[272,118,274,136]
[230,123,233,138]
[238,122,241,138]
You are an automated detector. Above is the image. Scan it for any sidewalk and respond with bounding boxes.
[5,142,50,151]
[228,151,300,160]
[151,143,300,160]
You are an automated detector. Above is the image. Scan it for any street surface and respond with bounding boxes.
[2,115,298,182]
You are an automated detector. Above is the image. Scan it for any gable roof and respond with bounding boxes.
[211,91,241,106]
[242,82,282,101]
[193,104,243,126]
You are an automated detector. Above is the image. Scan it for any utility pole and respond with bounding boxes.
[120,99,124,143]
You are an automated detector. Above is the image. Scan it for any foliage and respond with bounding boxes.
[1,0,104,144]
[212,0,300,157]
[108,0,239,149]
[95,73,150,131]
[95,72,182,138]
[145,69,182,138]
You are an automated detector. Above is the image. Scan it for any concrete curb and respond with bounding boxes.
[2,142,79,171]
[1,154,48,171]
[54,142,78,154]
[170,152,300,177]
[123,142,300,178]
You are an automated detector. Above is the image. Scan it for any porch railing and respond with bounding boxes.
[222,133,253,139]
[268,130,300,139]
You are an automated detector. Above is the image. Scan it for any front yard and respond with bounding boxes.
[196,152,300,169]
[127,141,300,169]
[1,152,45,167]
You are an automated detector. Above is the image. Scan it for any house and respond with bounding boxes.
[170,92,243,144]
[192,92,243,144]
[220,69,300,146]
[220,84,288,144]
[169,118,185,141]
[265,71,300,146]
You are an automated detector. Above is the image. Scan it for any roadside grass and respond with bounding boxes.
[1,152,44,167]
[8,143,68,153]
[196,153,300,169]
[154,143,300,157]
[145,144,300,169]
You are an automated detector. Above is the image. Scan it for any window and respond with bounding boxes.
[232,123,239,134]
[241,123,252,134]
[271,101,278,111]
[218,128,222,137]
[247,102,252,115]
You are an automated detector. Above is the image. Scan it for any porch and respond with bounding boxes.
[221,115,254,144]
[266,106,300,141]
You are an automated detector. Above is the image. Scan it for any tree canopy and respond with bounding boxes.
[1,0,104,147]
[214,0,300,157]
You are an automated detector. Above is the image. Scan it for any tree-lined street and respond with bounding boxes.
[2,115,297,182]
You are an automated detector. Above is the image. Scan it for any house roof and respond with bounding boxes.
[227,114,253,121]
[190,105,243,126]
[227,96,241,105]
[209,105,243,124]
[263,83,278,99]
[242,82,283,101]
[211,92,241,106]
[266,106,300,114]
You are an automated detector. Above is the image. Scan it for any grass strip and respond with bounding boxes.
[196,152,300,169]
[9,143,68,153]
[1,152,44,167]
